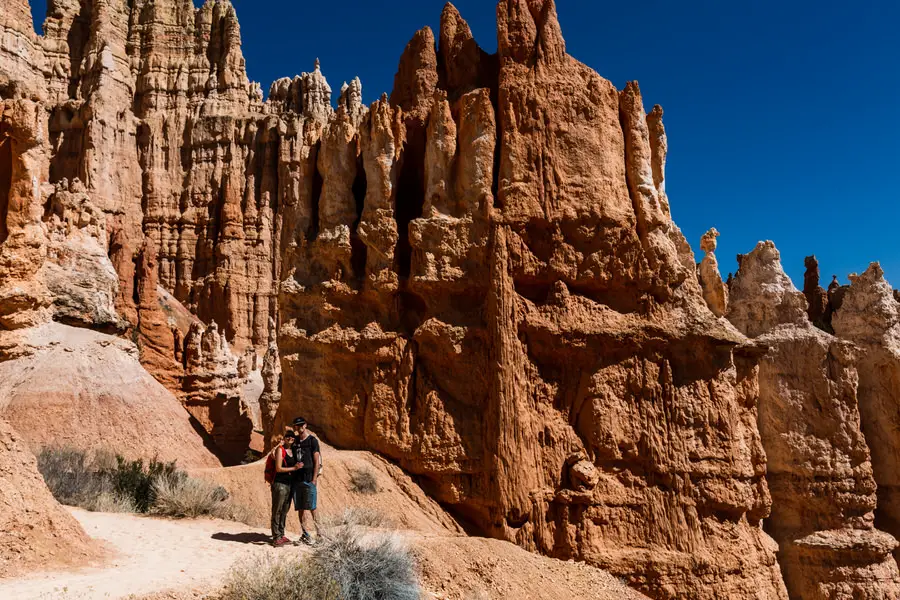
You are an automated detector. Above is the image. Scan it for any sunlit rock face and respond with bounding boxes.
[729,242,900,599]
[7,1,900,597]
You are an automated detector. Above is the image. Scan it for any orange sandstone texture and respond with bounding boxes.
[275,2,787,598]
[728,242,900,599]
[0,418,100,578]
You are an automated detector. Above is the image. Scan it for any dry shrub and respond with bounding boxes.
[84,491,138,513]
[222,528,420,600]
[349,466,379,495]
[322,507,393,530]
[150,472,248,521]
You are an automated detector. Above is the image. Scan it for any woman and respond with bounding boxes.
[270,429,302,547]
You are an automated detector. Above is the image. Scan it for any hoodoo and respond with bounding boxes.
[0,1,897,598]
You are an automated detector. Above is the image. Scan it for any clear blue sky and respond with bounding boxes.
[30,0,900,289]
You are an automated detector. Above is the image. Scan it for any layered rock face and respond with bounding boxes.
[276,3,786,598]
[833,264,900,563]
[729,242,900,599]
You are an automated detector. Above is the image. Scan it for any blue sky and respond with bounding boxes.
[30,0,900,289]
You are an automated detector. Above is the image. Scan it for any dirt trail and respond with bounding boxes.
[0,507,302,599]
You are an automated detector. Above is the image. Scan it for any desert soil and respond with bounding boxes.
[0,508,297,599]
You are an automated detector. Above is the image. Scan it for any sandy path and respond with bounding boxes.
[0,507,305,599]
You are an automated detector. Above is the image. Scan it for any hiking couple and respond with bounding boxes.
[268,417,321,547]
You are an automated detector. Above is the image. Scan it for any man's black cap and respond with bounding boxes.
[293,417,307,426]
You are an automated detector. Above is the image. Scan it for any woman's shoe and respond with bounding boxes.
[272,536,290,547]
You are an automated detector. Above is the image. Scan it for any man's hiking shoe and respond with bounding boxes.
[272,536,290,547]
[298,532,313,546]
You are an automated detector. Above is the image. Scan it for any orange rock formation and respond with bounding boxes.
[5,1,900,598]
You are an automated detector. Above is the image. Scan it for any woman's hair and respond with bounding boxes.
[283,429,296,439]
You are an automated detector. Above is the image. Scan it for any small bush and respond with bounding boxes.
[104,455,178,512]
[84,491,138,513]
[151,472,238,519]
[322,507,393,530]
[222,528,420,600]
[37,446,105,505]
[37,446,248,522]
[349,466,379,495]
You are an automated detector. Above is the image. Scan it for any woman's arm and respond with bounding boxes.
[275,447,301,473]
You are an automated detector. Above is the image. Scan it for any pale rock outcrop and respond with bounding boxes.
[39,178,122,331]
[183,320,252,464]
[0,0,46,100]
[833,263,900,563]
[727,241,809,338]
[729,242,900,598]
[698,228,728,316]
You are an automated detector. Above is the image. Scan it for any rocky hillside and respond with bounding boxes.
[2,0,900,598]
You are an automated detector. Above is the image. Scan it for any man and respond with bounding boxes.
[291,417,321,544]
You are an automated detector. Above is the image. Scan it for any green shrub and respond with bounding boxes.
[103,455,179,513]
[37,446,247,522]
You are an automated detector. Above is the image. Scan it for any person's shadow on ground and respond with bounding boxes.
[211,532,271,545]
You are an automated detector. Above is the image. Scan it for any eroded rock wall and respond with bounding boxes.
[729,242,900,599]
[833,263,900,566]
[275,3,786,598]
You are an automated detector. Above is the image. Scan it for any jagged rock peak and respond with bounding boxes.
[498,0,566,66]
[390,26,438,124]
[833,262,900,343]
[698,228,728,317]
[728,240,808,337]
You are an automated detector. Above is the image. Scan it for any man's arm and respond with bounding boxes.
[312,451,321,484]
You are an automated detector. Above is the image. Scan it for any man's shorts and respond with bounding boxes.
[295,481,317,511]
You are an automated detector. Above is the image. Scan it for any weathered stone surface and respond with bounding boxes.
[833,263,900,565]
[698,228,728,317]
[729,243,900,599]
[182,320,252,465]
[276,3,786,598]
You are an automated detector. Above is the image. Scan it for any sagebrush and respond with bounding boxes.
[37,446,245,520]
[222,527,420,600]
[349,466,379,495]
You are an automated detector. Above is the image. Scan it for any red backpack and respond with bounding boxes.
[264,447,286,484]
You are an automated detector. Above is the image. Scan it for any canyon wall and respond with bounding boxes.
[275,3,787,598]
[4,0,900,598]
[727,241,900,598]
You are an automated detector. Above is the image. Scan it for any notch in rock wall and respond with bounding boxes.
[394,139,426,279]
[306,142,323,242]
[0,131,11,245]
[350,153,367,280]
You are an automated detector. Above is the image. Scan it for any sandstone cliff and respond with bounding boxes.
[274,3,786,598]
[728,241,900,598]
[5,0,900,598]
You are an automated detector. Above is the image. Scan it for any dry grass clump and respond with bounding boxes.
[348,465,379,495]
[37,446,248,522]
[222,527,420,600]
[322,507,393,529]
[150,472,247,521]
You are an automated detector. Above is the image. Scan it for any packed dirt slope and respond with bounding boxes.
[0,418,101,578]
